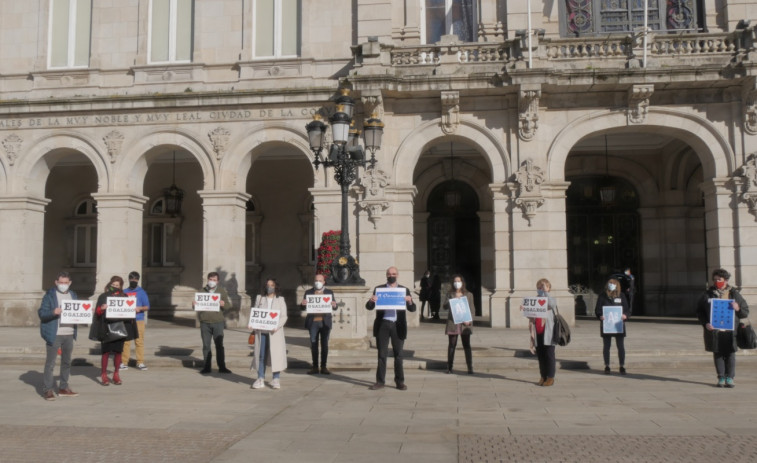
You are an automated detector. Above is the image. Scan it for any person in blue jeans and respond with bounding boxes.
[251,279,288,389]
[300,274,338,374]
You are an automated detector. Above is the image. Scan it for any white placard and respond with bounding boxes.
[306,294,333,314]
[449,297,473,324]
[248,307,281,331]
[375,287,407,311]
[194,292,221,312]
[521,297,550,319]
[106,297,137,319]
[60,300,94,324]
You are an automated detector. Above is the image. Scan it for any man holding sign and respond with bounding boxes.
[37,272,80,401]
[365,266,417,391]
[299,274,337,375]
[194,272,233,375]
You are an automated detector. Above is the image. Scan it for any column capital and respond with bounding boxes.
[197,190,251,207]
[699,177,735,196]
[91,193,148,210]
[0,196,50,212]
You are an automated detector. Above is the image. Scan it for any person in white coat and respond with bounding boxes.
[251,278,288,389]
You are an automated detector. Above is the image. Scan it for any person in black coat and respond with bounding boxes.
[90,276,137,386]
[299,273,338,375]
[366,266,417,390]
[595,278,631,375]
[419,270,432,318]
[696,268,749,388]
[429,274,442,319]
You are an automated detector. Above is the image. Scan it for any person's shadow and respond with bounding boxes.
[20,363,102,397]
[574,367,713,386]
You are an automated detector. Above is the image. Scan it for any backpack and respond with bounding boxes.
[551,306,571,346]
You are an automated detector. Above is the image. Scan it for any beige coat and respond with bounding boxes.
[250,295,288,373]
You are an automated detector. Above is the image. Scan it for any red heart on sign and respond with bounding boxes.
[82,304,91,310]
[270,312,279,319]
[538,299,546,306]
[212,295,219,301]
[323,297,330,303]
[126,300,135,307]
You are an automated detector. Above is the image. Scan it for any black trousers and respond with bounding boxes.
[535,333,555,379]
[376,320,404,384]
[602,335,625,367]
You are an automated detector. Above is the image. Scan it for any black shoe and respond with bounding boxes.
[447,369,453,374]
[604,366,611,375]
[320,367,331,375]
[307,367,319,375]
[619,367,627,375]
[396,382,408,391]
[369,382,384,390]
[200,367,211,374]
[218,367,232,374]
[467,369,474,375]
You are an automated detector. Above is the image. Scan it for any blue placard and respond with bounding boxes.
[375,287,407,311]
[449,297,473,324]
[710,299,735,330]
[602,306,624,334]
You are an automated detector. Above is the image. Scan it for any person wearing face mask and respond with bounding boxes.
[366,266,417,390]
[251,278,288,389]
[442,274,475,374]
[696,268,749,388]
[521,278,557,386]
[121,271,150,371]
[38,271,80,400]
[194,272,233,375]
[595,277,631,375]
[299,274,337,375]
[90,276,138,386]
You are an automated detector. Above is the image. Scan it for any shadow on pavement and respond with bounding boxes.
[574,367,712,386]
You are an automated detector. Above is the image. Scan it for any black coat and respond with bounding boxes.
[89,290,138,353]
[696,286,749,353]
[366,284,417,340]
[299,287,337,329]
[595,292,631,337]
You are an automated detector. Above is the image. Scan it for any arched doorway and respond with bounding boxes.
[566,176,641,314]
[427,180,482,315]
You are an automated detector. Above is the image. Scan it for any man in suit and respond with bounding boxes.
[366,266,417,390]
[300,273,338,375]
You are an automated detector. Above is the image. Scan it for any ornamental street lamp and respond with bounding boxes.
[306,88,384,285]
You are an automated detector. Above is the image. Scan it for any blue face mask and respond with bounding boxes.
[537,289,548,297]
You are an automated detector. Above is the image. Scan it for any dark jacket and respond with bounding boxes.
[38,287,79,345]
[89,289,138,343]
[419,276,431,302]
[196,284,232,324]
[366,284,417,340]
[300,287,337,329]
[595,292,631,337]
[696,286,749,353]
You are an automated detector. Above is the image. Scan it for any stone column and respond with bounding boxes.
[478,0,505,42]
[0,196,49,325]
[488,183,511,327]
[198,190,251,327]
[91,194,148,291]
[701,178,737,273]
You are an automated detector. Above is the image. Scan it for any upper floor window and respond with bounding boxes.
[149,0,194,63]
[72,199,97,267]
[49,0,92,68]
[563,0,700,37]
[253,0,300,58]
[423,0,476,44]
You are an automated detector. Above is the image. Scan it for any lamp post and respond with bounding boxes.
[306,89,384,285]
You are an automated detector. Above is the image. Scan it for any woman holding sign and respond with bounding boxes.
[442,275,474,374]
[90,276,137,386]
[250,278,288,389]
[696,268,749,388]
[523,278,557,386]
[595,278,631,375]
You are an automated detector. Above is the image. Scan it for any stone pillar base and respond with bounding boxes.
[0,291,46,326]
[295,285,372,350]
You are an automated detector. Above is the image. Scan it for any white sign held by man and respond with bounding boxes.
[106,297,137,319]
[306,294,333,314]
[194,292,221,312]
[522,297,549,319]
[375,287,407,311]
[60,300,94,324]
[248,307,280,331]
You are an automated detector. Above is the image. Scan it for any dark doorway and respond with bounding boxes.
[427,180,482,315]
[566,176,643,314]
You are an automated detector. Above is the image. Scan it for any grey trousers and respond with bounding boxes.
[43,335,74,393]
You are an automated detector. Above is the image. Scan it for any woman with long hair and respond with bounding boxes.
[442,274,474,374]
[524,278,557,386]
[250,278,288,389]
[90,276,137,386]
[595,277,631,374]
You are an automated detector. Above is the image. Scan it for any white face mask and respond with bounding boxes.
[314,281,324,290]
[56,283,70,293]
[607,283,617,292]
[453,281,462,290]
[207,280,217,289]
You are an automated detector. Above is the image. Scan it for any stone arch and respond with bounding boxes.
[14,133,109,196]
[547,108,734,180]
[394,119,510,185]
[116,129,215,192]
[414,156,493,212]
[565,155,659,207]
[219,124,314,190]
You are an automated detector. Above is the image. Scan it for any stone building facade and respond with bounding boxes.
[1,1,756,333]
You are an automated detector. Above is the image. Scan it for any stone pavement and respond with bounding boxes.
[1,317,757,462]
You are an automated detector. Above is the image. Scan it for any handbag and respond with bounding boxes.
[248,332,256,345]
[103,321,128,342]
[551,306,571,346]
[737,319,757,349]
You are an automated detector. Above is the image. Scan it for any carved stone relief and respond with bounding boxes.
[357,168,391,228]
[628,84,654,124]
[208,127,231,160]
[744,79,757,135]
[440,91,460,134]
[513,159,546,226]
[102,130,124,164]
[1,134,22,166]
[518,87,541,141]
[737,153,757,216]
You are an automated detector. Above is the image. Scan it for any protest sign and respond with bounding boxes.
[449,296,473,324]
[248,307,280,331]
[306,294,333,314]
[60,300,94,324]
[522,297,549,319]
[375,287,407,311]
[106,297,137,319]
[602,305,624,334]
[710,299,735,330]
[194,292,221,312]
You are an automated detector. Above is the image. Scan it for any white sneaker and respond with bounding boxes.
[252,378,265,389]
[271,378,281,389]
[119,364,128,371]
[137,364,148,371]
